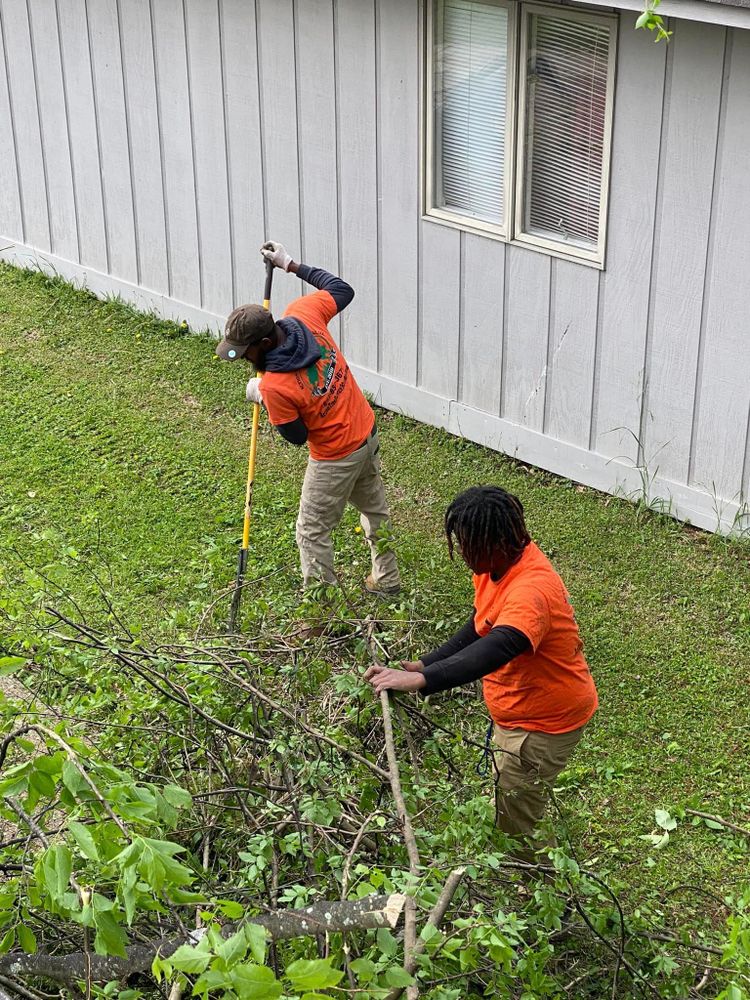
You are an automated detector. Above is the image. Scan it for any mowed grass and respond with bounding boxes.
[1,262,748,901]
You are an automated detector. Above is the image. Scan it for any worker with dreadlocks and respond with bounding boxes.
[365,485,597,860]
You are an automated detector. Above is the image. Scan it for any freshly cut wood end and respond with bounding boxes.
[382,893,407,927]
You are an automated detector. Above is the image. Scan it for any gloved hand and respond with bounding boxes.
[246,377,263,405]
[260,241,293,272]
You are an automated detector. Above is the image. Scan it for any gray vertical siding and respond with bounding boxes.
[0,0,748,533]
[689,27,750,504]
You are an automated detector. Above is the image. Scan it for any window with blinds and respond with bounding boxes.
[517,10,613,252]
[425,1,616,266]
[431,0,511,231]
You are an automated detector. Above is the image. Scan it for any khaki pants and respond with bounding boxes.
[493,723,584,860]
[296,430,401,590]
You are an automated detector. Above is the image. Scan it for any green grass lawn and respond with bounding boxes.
[1,262,748,909]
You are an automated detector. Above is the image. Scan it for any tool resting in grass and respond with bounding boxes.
[215,241,401,596]
[366,485,598,859]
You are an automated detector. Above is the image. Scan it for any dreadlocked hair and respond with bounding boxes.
[445,486,531,566]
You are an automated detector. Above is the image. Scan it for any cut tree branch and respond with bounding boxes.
[0,894,406,985]
[363,615,421,1000]
[384,867,466,1000]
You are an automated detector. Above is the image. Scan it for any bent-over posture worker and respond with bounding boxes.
[366,486,597,858]
[215,241,401,596]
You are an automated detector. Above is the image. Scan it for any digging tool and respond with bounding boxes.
[228,258,274,632]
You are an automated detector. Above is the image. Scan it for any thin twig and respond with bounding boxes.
[209,651,391,781]
[685,809,750,839]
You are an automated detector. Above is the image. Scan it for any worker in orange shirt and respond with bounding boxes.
[215,241,400,597]
[366,485,597,858]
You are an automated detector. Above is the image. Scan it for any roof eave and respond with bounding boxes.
[580,0,750,28]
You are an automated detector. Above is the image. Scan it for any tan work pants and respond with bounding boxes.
[493,723,585,860]
[296,430,401,590]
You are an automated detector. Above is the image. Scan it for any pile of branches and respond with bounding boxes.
[0,599,746,1000]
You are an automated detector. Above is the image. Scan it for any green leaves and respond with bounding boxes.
[41,845,72,901]
[153,918,274,996]
[654,808,677,831]
[165,941,212,975]
[156,931,348,999]
[17,924,36,954]
[244,923,267,965]
[0,760,32,798]
[635,0,673,42]
[215,928,248,968]
[92,898,128,958]
[640,808,678,849]
[112,836,194,896]
[376,927,399,957]
[61,758,88,797]
[68,820,99,861]
[0,656,25,675]
[0,928,15,955]
[229,963,282,999]
[285,958,344,991]
[635,9,651,29]
[384,966,415,988]
[349,957,376,982]
[161,784,192,809]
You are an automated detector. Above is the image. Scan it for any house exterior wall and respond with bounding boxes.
[0,0,748,533]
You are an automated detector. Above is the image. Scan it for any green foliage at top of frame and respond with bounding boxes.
[636,0,673,43]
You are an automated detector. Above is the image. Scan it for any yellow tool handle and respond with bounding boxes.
[240,281,272,549]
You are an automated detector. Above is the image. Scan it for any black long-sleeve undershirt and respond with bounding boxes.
[421,615,482,666]
[420,614,531,696]
[296,263,354,313]
[276,417,308,446]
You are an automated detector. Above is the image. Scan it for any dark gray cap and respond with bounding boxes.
[215,304,276,361]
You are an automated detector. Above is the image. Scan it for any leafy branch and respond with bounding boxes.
[636,0,673,43]
[0,592,748,1000]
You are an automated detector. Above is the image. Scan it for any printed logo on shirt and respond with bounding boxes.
[306,343,337,397]
[320,366,351,418]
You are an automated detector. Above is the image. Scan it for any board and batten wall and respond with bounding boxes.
[0,0,748,533]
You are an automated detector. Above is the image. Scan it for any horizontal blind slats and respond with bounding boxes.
[436,1,508,224]
[523,13,611,249]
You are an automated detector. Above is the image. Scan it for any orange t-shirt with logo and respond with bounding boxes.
[260,290,374,461]
[475,542,598,733]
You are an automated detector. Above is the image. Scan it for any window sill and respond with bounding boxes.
[422,211,605,270]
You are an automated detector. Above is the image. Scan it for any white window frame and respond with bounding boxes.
[514,3,617,265]
[424,0,518,240]
[423,0,618,269]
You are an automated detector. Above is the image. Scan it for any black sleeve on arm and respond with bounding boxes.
[275,418,308,446]
[421,626,531,696]
[421,614,480,666]
[295,263,354,313]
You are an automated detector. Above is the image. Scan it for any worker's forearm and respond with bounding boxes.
[421,626,530,696]
[290,262,354,313]
[276,417,308,446]
[421,614,480,666]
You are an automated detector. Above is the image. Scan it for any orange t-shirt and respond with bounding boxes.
[260,290,374,461]
[476,542,598,733]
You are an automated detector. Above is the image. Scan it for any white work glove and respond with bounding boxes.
[246,377,263,405]
[260,240,293,272]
